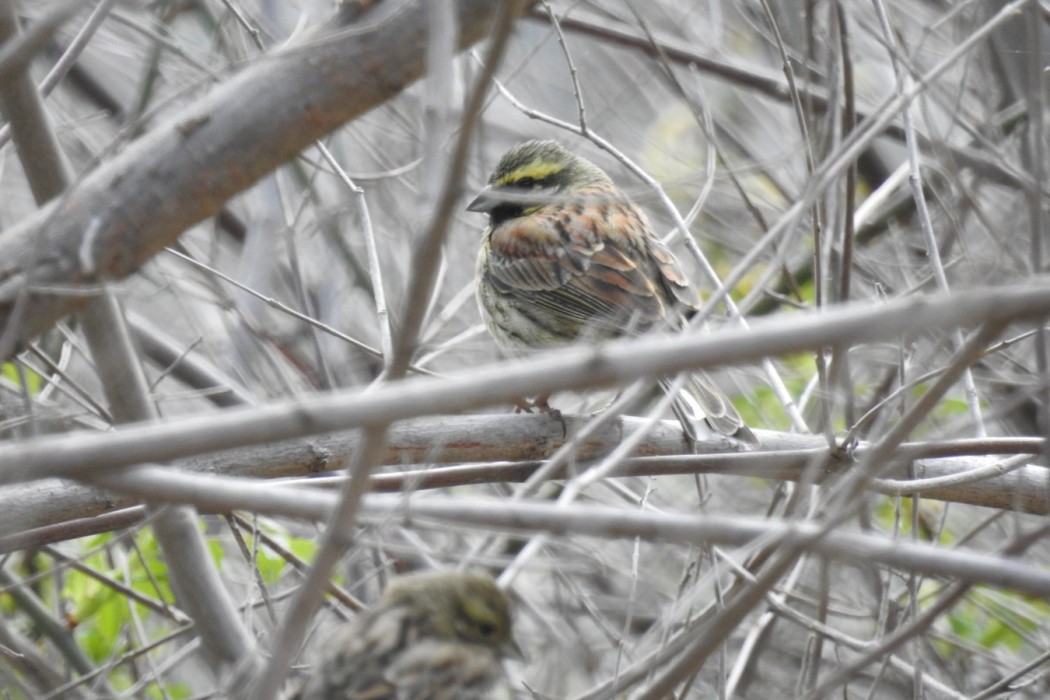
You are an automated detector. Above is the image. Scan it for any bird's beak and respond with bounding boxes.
[467,185,498,213]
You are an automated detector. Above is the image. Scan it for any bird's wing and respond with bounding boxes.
[642,230,702,315]
[483,203,670,334]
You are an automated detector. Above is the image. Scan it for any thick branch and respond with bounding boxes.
[0,0,519,358]
[0,415,1046,551]
[1,282,1049,483]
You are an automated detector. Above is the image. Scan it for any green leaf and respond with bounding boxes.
[1,363,43,394]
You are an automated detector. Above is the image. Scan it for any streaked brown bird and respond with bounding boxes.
[290,571,516,700]
[470,139,754,443]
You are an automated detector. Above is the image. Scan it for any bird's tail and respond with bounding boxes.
[659,373,756,444]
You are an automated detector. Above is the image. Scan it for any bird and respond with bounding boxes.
[469,139,754,443]
[289,570,516,700]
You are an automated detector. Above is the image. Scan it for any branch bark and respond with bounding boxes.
[0,415,1046,552]
[1,282,1049,483]
[0,0,524,359]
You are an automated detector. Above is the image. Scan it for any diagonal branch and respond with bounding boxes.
[0,0,527,360]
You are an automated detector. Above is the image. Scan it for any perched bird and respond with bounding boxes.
[470,139,753,443]
[290,571,516,700]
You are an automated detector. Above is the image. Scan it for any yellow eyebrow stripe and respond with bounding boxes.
[494,161,563,186]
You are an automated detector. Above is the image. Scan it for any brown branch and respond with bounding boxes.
[0,414,1046,553]
[0,0,531,360]
[2,282,1050,486]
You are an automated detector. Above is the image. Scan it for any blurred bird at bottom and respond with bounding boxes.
[288,570,517,700]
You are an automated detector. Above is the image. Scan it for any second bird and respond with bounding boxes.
[470,139,753,443]
[290,571,515,700]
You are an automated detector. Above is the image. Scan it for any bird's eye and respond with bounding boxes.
[477,621,497,637]
[516,177,536,188]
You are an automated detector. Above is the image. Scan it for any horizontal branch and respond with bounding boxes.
[11,467,1050,599]
[0,414,1045,551]
[0,282,1048,484]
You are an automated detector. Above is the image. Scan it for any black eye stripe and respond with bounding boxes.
[511,175,542,189]
[507,171,562,189]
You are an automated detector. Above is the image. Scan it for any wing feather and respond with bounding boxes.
[484,198,679,336]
